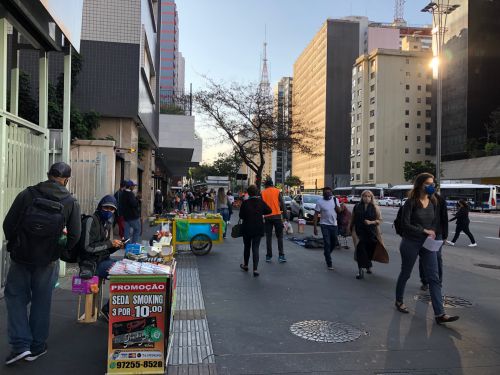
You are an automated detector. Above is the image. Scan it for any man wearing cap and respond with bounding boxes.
[261,178,288,263]
[3,162,81,364]
[121,180,142,244]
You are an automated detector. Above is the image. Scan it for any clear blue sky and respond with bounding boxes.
[176,0,433,161]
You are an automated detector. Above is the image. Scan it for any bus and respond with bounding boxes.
[388,184,499,211]
[334,186,387,201]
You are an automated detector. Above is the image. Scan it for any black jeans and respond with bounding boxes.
[243,235,261,270]
[265,217,284,257]
[356,239,376,269]
[451,224,476,244]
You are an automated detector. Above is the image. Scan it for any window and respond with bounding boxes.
[417,110,421,116]
[357,137,360,144]
[351,174,354,181]
[370,97,375,104]
[356,174,360,180]
[356,114,361,120]
[418,85,422,91]
[370,84,375,92]
[358,101,362,108]
[406,84,410,90]
[356,162,360,168]
[417,123,421,129]
[356,126,360,132]
[425,135,431,143]
[417,98,422,104]
[426,110,432,117]
[369,122,375,129]
[417,72,422,78]
[405,58,410,64]
[357,77,362,84]
[417,148,421,154]
[369,148,375,155]
[351,104,356,111]
[425,148,431,155]
[351,127,355,134]
[405,148,409,154]
[358,89,362,96]
[417,136,421,141]
[351,161,355,168]
[405,97,410,103]
[406,72,411,77]
[405,110,410,116]
[426,122,431,130]
[369,161,374,167]
[426,84,431,92]
[369,173,374,180]
[370,72,375,79]
[369,135,375,142]
[405,135,408,141]
[370,110,375,117]
[426,97,432,105]
[357,150,361,156]
[405,123,409,128]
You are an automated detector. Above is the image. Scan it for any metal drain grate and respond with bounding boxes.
[475,263,500,270]
[414,294,473,308]
[290,320,366,343]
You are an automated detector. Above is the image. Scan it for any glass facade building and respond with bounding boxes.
[159,0,179,105]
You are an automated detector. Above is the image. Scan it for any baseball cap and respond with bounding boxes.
[48,162,72,178]
[126,180,137,188]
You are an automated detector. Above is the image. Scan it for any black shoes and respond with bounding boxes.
[435,314,459,324]
[253,271,259,277]
[5,350,31,365]
[356,268,364,279]
[25,345,47,362]
[395,301,409,314]
[240,264,249,272]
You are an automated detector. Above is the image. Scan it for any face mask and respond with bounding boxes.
[99,210,114,222]
[424,184,436,195]
[323,192,333,200]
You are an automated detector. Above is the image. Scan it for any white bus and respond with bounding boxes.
[388,184,499,211]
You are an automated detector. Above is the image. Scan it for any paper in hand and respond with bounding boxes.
[422,236,444,252]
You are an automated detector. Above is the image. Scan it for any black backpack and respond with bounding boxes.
[10,187,73,266]
[73,214,96,260]
[393,206,404,236]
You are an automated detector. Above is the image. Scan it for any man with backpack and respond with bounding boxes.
[3,162,81,365]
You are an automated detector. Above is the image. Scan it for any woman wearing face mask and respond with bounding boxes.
[349,190,383,279]
[395,173,459,324]
[447,200,477,247]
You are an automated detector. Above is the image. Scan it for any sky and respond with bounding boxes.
[176,0,433,163]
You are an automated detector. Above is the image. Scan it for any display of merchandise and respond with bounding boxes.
[109,259,173,275]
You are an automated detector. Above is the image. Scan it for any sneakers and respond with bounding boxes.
[25,345,47,362]
[265,255,272,262]
[5,351,31,365]
[468,243,477,247]
[327,265,334,270]
[446,241,455,246]
[278,255,287,263]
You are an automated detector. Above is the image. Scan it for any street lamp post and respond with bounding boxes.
[421,1,460,185]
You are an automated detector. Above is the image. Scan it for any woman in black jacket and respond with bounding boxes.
[447,200,477,247]
[239,185,272,277]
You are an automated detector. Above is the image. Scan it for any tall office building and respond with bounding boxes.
[351,37,433,186]
[440,0,500,161]
[273,77,293,185]
[292,19,360,190]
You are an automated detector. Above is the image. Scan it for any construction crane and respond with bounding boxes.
[394,0,407,26]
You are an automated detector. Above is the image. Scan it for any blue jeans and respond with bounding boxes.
[5,260,59,353]
[419,235,443,285]
[396,238,445,316]
[320,224,338,267]
[96,258,117,279]
[217,208,230,237]
[125,218,141,244]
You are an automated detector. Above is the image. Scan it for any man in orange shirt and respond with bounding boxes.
[261,179,288,263]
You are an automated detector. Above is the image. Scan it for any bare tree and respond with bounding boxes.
[195,79,315,186]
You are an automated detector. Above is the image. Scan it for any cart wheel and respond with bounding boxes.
[190,234,212,256]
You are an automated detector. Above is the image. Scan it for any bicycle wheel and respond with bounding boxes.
[190,234,212,256]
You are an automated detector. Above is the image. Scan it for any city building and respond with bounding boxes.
[73,0,161,215]
[159,0,180,104]
[440,0,500,162]
[292,19,360,190]
[273,77,293,186]
[350,37,433,186]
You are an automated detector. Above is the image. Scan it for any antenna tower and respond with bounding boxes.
[394,0,407,25]
[259,27,271,97]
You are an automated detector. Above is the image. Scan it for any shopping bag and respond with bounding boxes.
[231,220,243,238]
[372,241,389,264]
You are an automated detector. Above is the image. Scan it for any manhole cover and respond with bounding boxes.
[290,320,366,343]
[414,294,473,308]
[475,263,500,270]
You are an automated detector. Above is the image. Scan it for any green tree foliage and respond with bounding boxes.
[285,175,302,187]
[189,151,242,183]
[403,161,437,182]
[18,71,38,124]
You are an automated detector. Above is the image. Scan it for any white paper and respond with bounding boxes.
[422,237,444,252]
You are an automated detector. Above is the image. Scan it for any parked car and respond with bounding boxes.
[290,194,322,221]
[283,195,293,211]
[336,195,349,204]
[378,197,401,206]
[347,195,361,204]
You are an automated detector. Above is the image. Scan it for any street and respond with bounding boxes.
[195,207,500,375]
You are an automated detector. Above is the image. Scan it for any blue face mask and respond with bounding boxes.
[99,210,114,222]
[424,184,436,196]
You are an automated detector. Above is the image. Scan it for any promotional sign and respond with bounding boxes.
[107,276,169,374]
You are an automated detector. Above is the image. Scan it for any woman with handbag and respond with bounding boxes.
[238,185,272,277]
[349,190,386,279]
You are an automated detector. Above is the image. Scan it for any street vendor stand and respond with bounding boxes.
[106,262,176,375]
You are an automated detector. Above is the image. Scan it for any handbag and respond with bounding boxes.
[231,220,243,238]
[372,241,389,264]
